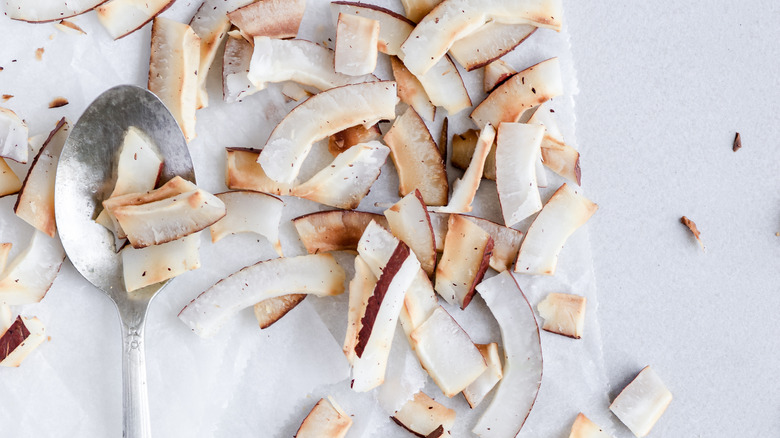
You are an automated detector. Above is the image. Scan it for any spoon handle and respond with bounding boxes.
[121,315,152,438]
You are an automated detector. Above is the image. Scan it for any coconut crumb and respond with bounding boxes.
[680,216,704,250]
[48,97,69,108]
[2,95,12,102]
[35,48,44,61]
[732,132,742,152]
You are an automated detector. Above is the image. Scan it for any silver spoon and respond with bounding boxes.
[54,85,195,438]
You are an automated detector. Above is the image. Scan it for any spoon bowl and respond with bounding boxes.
[54,84,194,438]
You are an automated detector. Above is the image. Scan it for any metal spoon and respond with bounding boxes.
[54,85,195,438]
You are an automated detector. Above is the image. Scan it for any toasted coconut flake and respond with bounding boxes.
[515,183,598,275]
[0,107,28,163]
[210,191,283,255]
[537,293,586,339]
[292,141,390,209]
[390,56,436,121]
[14,118,68,237]
[451,129,497,180]
[391,391,456,435]
[473,270,542,437]
[400,0,443,22]
[384,189,437,275]
[609,366,672,437]
[253,293,306,329]
[383,107,449,206]
[415,55,472,115]
[495,122,544,226]
[122,233,200,292]
[527,102,581,184]
[680,216,704,250]
[450,22,535,71]
[328,124,382,157]
[55,19,87,35]
[4,0,106,23]
[438,117,448,158]
[471,58,563,130]
[428,212,522,271]
[410,306,487,396]
[0,158,22,197]
[96,0,175,39]
[258,81,398,185]
[296,397,353,438]
[330,2,414,55]
[48,97,69,108]
[0,231,65,305]
[434,124,495,214]
[148,17,200,142]
[483,59,517,93]
[222,32,260,104]
[293,210,388,254]
[463,343,503,408]
[179,253,345,337]
[569,413,614,438]
[434,214,493,308]
[225,148,292,195]
[343,256,376,365]
[0,316,46,367]
[399,0,562,76]
[227,0,305,40]
[335,13,380,76]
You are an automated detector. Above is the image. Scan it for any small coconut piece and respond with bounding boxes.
[0,158,22,197]
[0,316,46,367]
[434,214,493,308]
[258,81,398,185]
[526,102,581,184]
[281,82,313,102]
[330,2,414,56]
[515,183,598,275]
[227,0,306,40]
[55,19,87,35]
[292,141,390,209]
[429,212,448,252]
[210,191,284,255]
[449,22,535,71]
[399,0,562,76]
[352,243,420,392]
[680,216,704,250]
[4,0,105,23]
[96,0,176,39]
[383,107,448,206]
[495,122,544,226]
[438,117,448,158]
[222,31,259,104]
[253,294,306,329]
[335,13,380,76]
[609,366,672,438]
[471,58,563,130]
[400,0,443,22]
[473,270,543,437]
[122,233,200,292]
[463,343,503,408]
[0,231,66,305]
[293,210,388,254]
[111,187,226,249]
[390,56,436,121]
[148,17,200,143]
[48,97,69,108]
[14,118,68,237]
[0,107,29,164]
[296,396,353,438]
[410,306,487,396]
[537,293,586,339]
[483,59,517,93]
[0,304,12,334]
[451,129,497,180]
[434,124,496,214]
[343,256,376,365]
[569,413,613,438]
[384,189,437,275]
[0,243,11,273]
[179,253,345,337]
[391,391,456,435]
[328,124,382,157]
[415,55,472,115]
[428,213,522,272]
[225,148,292,195]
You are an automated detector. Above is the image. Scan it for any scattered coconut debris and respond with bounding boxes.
[732,132,741,152]
[35,48,44,61]
[48,97,69,108]
[680,216,704,250]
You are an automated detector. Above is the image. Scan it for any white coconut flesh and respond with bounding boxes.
[495,122,545,227]
[609,366,672,438]
[391,391,456,435]
[483,59,517,93]
[0,107,29,163]
[222,32,259,104]
[449,22,536,71]
[569,413,614,438]
[0,231,65,306]
[224,148,292,196]
[210,190,284,256]
[227,0,305,40]
[434,214,493,309]
[292,210,387,254]
[4,0,106,23]
[390,56,436,121]
[463,343,503,408]
[122,233,201,293]
[0,158,22,198]
[537,292,587,339]
[96,0,175,39]
[335,13,380,76]
[330,1,414,56]
[295,396,353,438]
[384,189,437,276]
[414,55,472,115]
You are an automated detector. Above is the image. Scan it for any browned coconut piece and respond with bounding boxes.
[0,231,65,305]
[415,55,472,115]
[391,391,456,435]
[462,343,503,408]
[96,0,176,39]
[0,106,29,163]
[222,30,260,104]
[433,124,495,214]
[122,233,201,292]
[526,102,582,184]
[449,22,535,71]
[429,213,522,272]
[390,56,435,121]
[210,191,284,256]
[383,107,448,206]
[569,413,614,438]
[295,397,353,438]
[434,214,493,308]
[330,2,414,56]
[0,316,46,367]
[451,129,497,180]
[609,366,672,437]
[328,124,382,157]
[537,293,587,339]
[400,0,443,22]
[5,0,106,23]
[342,255,376,365]
[438,117,448,158]
[471,58,563,130]
[14,118,68,237]
[253,294,307,329]
[384,189,437,275]
[335,13,380,76]
[227,0,306,40]
[292,210,388,254]
[0,158,22,197]
[224,148,292,196]
[483,59,517,93]
[54,19,88,35]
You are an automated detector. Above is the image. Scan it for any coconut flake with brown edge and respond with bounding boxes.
[328,124,382,157]
[537,292,586,339]
[330,2,414,56]
[0,316,46,367]
[254,294,307,330]
[463,343,503,408]
[450,129,497,180]
[495,122,544,227]
[526,102,582,184]
[390,56,435,121]
[0,107,28,163]
[415,55,472,115]
[122,233,200,292]
[515,183,598,276]
[225,148,292,195]
[293,210,388,254]
[222,31,260,104]
[391,391,456,436]
[429,213,522,272]
[0,158,21,198]
[384,189,437,276]
[228,0,305,41]
[96,0,175,39]
[4,0,106,23]
[434,214,493,309]
[295,396,353,438]
[609,366,672,438]
[335,13,380,76]
[210,191,283,255]
[179,253,345,337]
[569,413,614,438]
[258,81,398,185]
[473,270,543,437]
[483,59,517,93]
[450,22,535,71]
[342,256,376,365]
[0,231,65,306]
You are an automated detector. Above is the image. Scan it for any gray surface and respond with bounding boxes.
[567,1,780,436]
